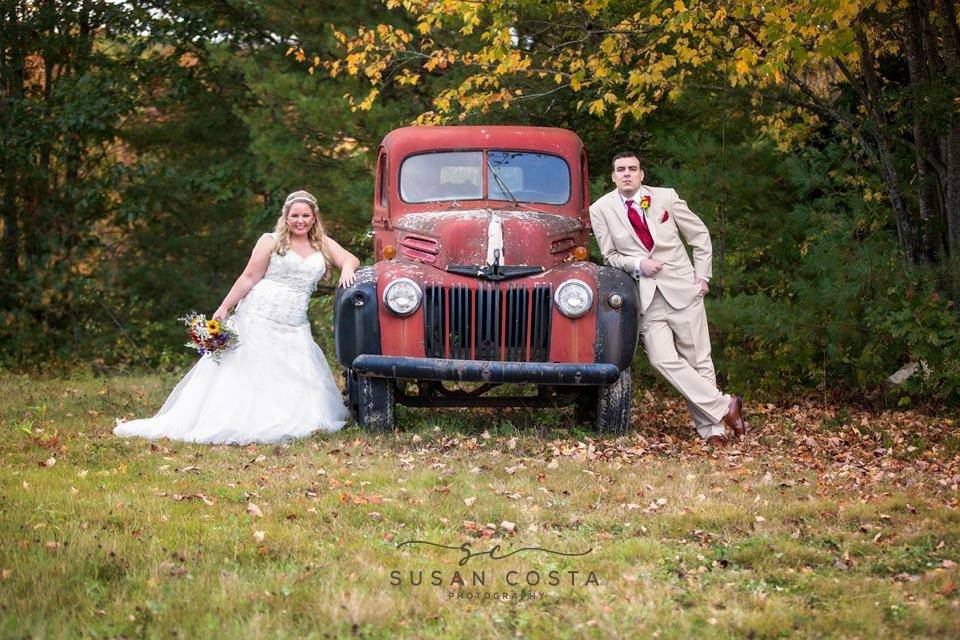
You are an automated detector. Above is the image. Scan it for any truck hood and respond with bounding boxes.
[393,209,585,270]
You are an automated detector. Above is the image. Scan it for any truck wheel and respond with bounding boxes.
[595,369,632,435]
[347,371,395,431]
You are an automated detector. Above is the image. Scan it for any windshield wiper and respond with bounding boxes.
[487,160,519,206]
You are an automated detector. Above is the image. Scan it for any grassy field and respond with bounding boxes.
[1,373,958,639]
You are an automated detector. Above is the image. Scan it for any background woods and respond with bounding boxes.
[1,0,958,404]
[0,0,409,368]
[328,0,960,275]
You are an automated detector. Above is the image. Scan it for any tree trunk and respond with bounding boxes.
[904,0,944,264]
[0,172,19,279]
[939,0,960,267]
[856,27,922,266]
[0,1,26,277]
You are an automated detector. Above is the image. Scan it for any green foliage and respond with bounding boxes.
[700,140,960,404]
[862,285,960,404]
[1,3,957,407]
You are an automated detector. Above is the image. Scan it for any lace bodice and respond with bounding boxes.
[235,238,327,326]
[262,247,326,293]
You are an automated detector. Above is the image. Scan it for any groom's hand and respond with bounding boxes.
[639,259,663,277]
[695,276,709,296]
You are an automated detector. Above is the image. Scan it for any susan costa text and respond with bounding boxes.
[389,569,599,588]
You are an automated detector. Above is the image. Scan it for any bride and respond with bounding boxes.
[115,190,358,444]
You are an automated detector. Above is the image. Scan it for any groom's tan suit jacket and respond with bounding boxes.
[589,186,712,312]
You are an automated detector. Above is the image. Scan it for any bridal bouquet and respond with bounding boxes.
[179,312,239,363]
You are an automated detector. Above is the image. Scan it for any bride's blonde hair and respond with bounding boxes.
[274,190,332,266]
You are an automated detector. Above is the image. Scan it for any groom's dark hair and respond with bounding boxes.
[611,151,643,170]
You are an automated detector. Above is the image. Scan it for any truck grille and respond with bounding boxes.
[423,283,551,362]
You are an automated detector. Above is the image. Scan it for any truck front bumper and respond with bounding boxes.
[351,355,621,385]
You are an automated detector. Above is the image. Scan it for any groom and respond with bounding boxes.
[589,152,745,445]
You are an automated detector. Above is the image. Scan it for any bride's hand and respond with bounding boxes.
[338,267,356,288]
[212,306,229,322]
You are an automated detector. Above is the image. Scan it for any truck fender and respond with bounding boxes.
[334,266,382,368]
[594,266,641,370]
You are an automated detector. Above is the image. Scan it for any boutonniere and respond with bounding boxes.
[660,210,669,223]
[639,195,651,211]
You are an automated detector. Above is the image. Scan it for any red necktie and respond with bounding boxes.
[625,199,654,251]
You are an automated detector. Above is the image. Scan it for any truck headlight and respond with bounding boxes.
[383,278,422,316]
[554,279,593,318]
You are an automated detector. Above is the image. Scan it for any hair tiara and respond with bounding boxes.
[282,190,318,215]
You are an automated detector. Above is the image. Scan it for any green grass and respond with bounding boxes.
[1,373,958,638]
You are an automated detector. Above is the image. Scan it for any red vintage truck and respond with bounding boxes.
[334,126,640,432]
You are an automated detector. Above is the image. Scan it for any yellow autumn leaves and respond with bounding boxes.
[290,0,881,141]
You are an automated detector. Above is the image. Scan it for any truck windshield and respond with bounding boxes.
[399,151,570,205]
[487,151,570,205]
[400,152,483,203]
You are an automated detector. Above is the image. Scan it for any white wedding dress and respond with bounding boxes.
[115,236,349,444]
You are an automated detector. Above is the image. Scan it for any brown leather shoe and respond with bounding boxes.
[722,395,746,438]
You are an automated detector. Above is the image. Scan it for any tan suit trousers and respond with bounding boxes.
[641,290,729,439]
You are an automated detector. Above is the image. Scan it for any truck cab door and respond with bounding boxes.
[373,147,391,259]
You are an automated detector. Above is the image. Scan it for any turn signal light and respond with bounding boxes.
[382,244,397,260]
[572,246,589,261]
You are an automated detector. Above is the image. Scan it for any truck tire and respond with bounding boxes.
[594,369,632,435]
[347,371,395,431]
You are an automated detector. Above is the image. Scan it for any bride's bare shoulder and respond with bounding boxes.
[250,233,278,256]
